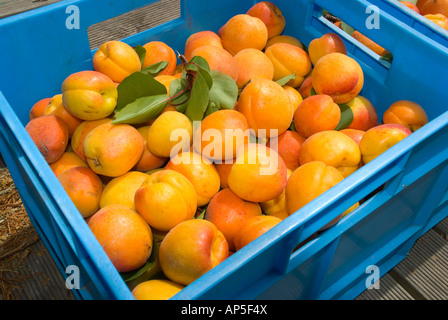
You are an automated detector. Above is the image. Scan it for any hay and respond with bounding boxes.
[0,167,40,300]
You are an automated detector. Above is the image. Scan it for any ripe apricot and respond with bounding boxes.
[184,30,223,61]
[43,94,63,116]
[165,151,221,207]
[220,14,268,56]
[299,130,361,178]
[418,0,448,18]
[238,78,294,138]
[100,171,149,211]
[29,97,51,120]
[49,151,88,177]
[193,109,250,162]
[48,103,83,137]
[134,169,197,232]
[267,130,305,171]
[205,188,262,251]
[346,96,379,131]
[228,143,288,202]
[25,114,69,164]
[285,161,344,230]
[83,122,144,177]
[308,33,347,66]
[215,160,234,189]
[93,40,142,83]
[298,76,313,99]
[382,100,428,132]
[265,35,304,50]
[142,41,177,75]
[246,1,286,39]
[283,85,303,113]
[234,48,274,88]
[159,219,229,286]
[71,118,112,162]
[58,166,103,218]
[132,279,184,300]
[424,13,448,30]
[339,128,366,146]
[234,215,282,251]
[146,111,193,158]
[133,126,167,172]
[265,43,312,88]
[154,75,178,96]
[88,204,153,273]
[293,94,341,138]
[260,168,292,220]
[190,45,238,82]
[312,52,364,104]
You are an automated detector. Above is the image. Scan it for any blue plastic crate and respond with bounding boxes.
[0,0,448,300]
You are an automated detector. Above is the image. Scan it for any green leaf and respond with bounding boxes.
[289,121,296,132]
[204,102,220,118]
[208,70,238,110]
[310,87,317,96]
[188,56,213,89]
[140,61,169,77]
[184,71,210,122]
[134,45,146,67]
[116,72,167,111]
[195,207,207,219]
[112,94,169,124]
[276,74,296,86]
[335,103,354,131]
[380,52,394,64]
[169,78,189,113]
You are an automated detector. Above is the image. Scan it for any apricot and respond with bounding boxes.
[184,30,223,61]
[234,215,282,251]
[92,40,141,82]
[205,188,262,251]
[142,41,177,75]
[220,14,268,56]
[228,143,288,202]
[312,52,364,104]
[401,1,420,13]
[351,31,389,57]
[43,94,63,116]
[424,13,448,30]
[58,166,103,218]
[345,96,379,131]
[29,97,51,120]
[233,48,274,88]
[298,75,313,99]
[146,111,193,158]
[417,0,448,17]
[133,126,167,172]
[267,130,305,171]
[165,151,221,207]
[299,130,361,178]
[260,168,292,220]
[193,109,250,162]
[132,279,184,300]
[246,1,286,39]
[359,124,412,164]
[154,75,178,96]
[339,128,366,146]
[238,78,294,138]
[382,100,428,132]
[285,161,344,229]
[100,171,149,211]
[265,43,312,88]
[25,114,69,164]
[265,35,304,50]
[61,70,118,121]
[293,94,341,138]
[88,204,153,273]
[48,103,83,137]
[159,219,229,286]
[215,160,234,189]
[189,45,238,82]
[283,85,303,113]
[71,118,112,162]
[49,151,88,177]
[308,33,347,66]
[83,122,144,177]
[134,169,197,232]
